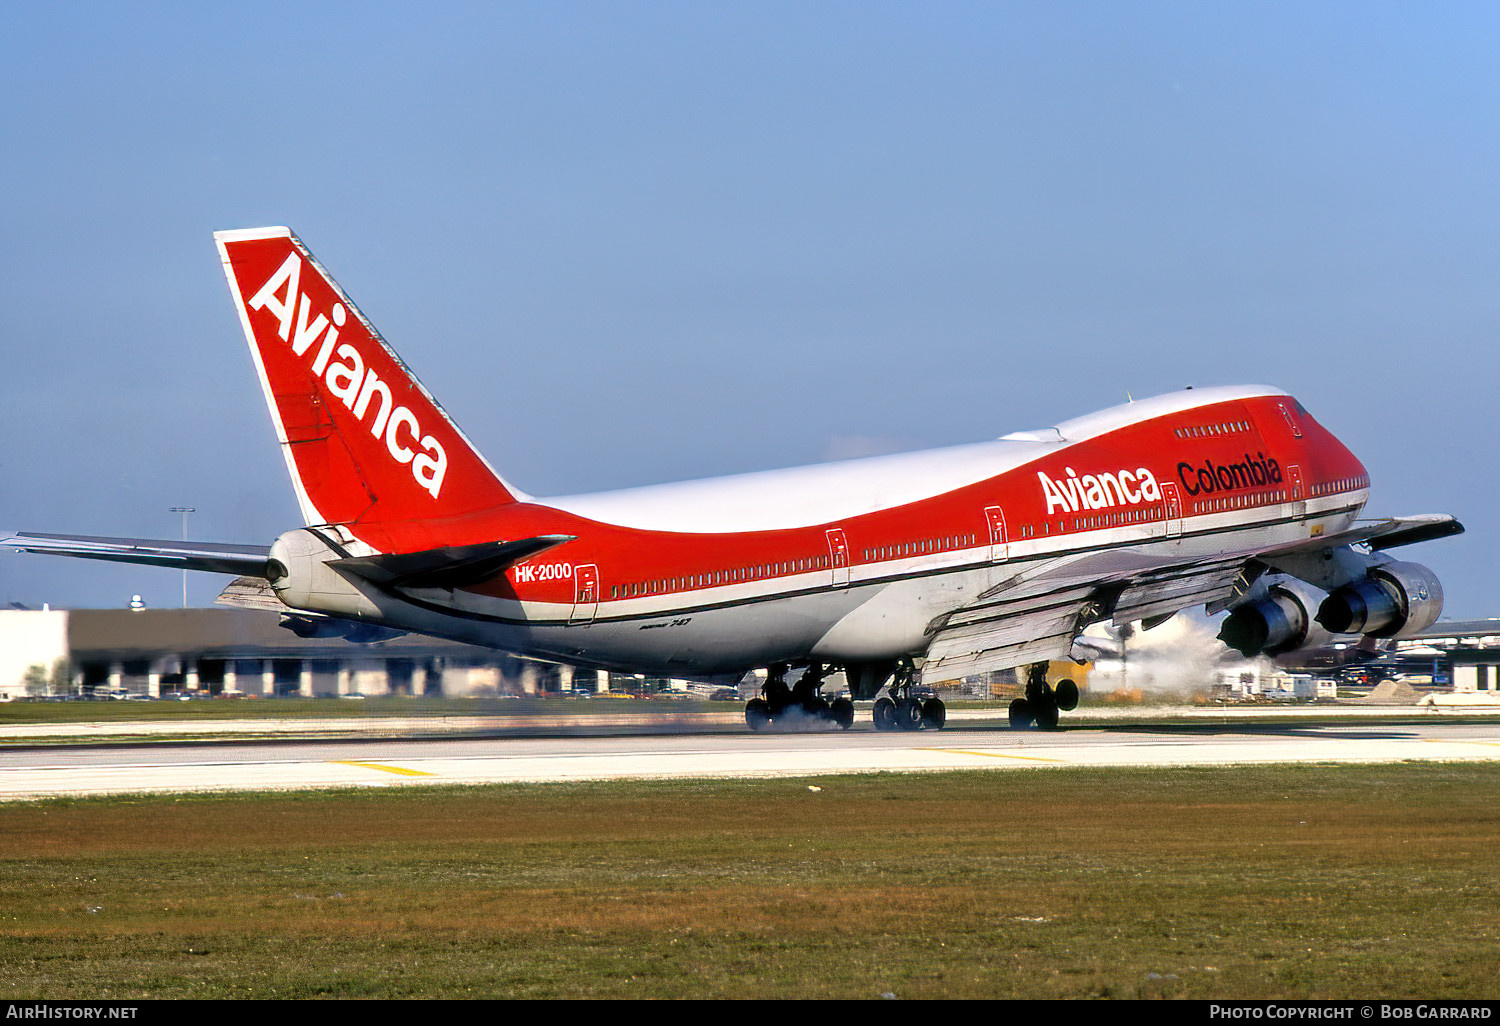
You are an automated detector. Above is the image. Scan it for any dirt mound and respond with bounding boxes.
[1361,679,1424,705]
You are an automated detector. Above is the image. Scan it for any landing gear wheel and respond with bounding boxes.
[1054,679,1079,712]
[1019,661,1066,730]
[921,698,947,730]
[896,698,923,731]
[1008,698,1034,729]
[1032,699,1059,731]
[830,697,855,730]
[801,696,831,718]
[874,659,945,731]
[745,699,771,732]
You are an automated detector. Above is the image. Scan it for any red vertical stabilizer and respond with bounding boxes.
[216,228,522,549]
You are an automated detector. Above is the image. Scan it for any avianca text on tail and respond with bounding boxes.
[246,250,448,498]
[215,227,518,534]
[3,227,1462,734]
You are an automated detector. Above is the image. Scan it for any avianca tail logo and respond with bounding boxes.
[248,253,447,498]
[1037,466,1162,515]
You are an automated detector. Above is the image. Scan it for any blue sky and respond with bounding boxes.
[1,2,1494,616]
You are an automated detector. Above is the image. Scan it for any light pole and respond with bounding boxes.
[169,507,195,608]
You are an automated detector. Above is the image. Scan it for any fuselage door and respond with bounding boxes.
[1278,401,1304,439]
[984,506,1009,562]
[570,563,599,625]
[1286,464,1307,520]
[1160,480,1184,538]
[826,528,850,588]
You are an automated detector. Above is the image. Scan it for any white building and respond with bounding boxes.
[0,607,614,699]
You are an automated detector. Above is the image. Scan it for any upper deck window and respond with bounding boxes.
[1175,419,1251,440]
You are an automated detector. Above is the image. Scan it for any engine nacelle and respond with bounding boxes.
[267,529,386,622]
[1315,560,1444,638]
[1218,578,1332,658]
[278,612,406,644]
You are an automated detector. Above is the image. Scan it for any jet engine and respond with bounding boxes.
[266,529,385,621]
[278,612,405,644]
[1315,560,1444,638]
[1218,577,1332,658]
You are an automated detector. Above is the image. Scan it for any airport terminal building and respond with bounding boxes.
[3,607,1499,704]
[1392,619,1500,695]
[0,607,614,700]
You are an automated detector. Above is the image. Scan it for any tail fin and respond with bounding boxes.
[216,228,523,545]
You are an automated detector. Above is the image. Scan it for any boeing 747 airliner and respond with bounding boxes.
[5,228,1463,730]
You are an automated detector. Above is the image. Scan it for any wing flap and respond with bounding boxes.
[920,547,1302,684]
[922,612,1079,683]
[215,575,284,611]
[1111,562,1251,626]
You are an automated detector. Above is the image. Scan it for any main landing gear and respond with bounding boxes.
[1008,662,1078,730]
[745,663,855,732]
[872,662,946,732]
[743,661,946,731]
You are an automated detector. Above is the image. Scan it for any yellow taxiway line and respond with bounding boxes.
[331,760,437,777]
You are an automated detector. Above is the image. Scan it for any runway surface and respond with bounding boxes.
[4,720,1500,799]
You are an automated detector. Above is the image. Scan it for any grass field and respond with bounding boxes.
[0,695,674,723]
[3,763,1498,999]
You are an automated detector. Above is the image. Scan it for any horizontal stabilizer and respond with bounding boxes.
[329,534,575,590]
[3,532,272,576]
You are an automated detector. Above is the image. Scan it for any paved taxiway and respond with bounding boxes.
[3,720,1499,799]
